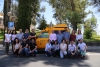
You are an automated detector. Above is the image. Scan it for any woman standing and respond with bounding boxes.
[70,30,76,42]
[13,38,20,57]
[76,30,83,45]
[60,39,67,58]
[11,30,17,52]
[5,30,11,55]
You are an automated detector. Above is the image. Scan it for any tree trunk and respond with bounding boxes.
[70,0,75,11]
[72,22,77,32]
[70,0,77,32]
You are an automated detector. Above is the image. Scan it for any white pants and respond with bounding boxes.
[60,50,67,58]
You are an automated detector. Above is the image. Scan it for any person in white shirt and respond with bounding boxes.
[77,39,87,58]
[5,30,12,55]
[45,40,52,57]
[68,41,77,58]
[49,30,57,45]
[60,39,67,58]
[11,30,17,52]
[51,40,59,57]
[13,38,20,57]
[76,30,83,45]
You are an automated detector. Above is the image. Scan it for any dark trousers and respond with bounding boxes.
[51,49,59,57]
[51,40,55,45]
[68,51,77,58]
[11,40,14,52]
[14,49,19,56]
[45,51,52,57]
[28,50,37,56]
[5,42,10,54]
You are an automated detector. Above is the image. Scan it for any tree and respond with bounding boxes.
[48,0,89,31]
[3,0,11,28]
[38,15,47,30]
[17,0,40,32]
[90,0,100,11]
[84,14,97,30]
[11,1,18,17]
[84,14,97,38]
[84,28,92,38]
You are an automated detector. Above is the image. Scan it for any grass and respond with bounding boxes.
[35,31,41,36]
[0,33,4,40]
[84,31,100,42]
[84,35,100,42]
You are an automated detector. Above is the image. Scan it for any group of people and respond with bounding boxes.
[4,29,37,57]
[4,27,87,58]
[45,28,87,58]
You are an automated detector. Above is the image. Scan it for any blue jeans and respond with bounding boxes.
[28,50,37,56]
[25,48,29,56]
[19,48,25,55]
[20,48,29,56]
[60,50,67,58]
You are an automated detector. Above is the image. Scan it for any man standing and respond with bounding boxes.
[57,30,63,44]
[23,29,30,43]
[29,29,36,42]
[63,28,70,45]
[49,30,57,45]
[16,29,24,43]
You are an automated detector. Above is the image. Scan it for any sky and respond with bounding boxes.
[0,0,100,31]
[0,0,3,12]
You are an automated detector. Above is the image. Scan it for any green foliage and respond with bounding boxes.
[48,0,89,31]
[84,14,97,30]
[90,0,100,12]
[17,0,40,32]
[77,24,82,30]
[84,28,92,39]
[38,15,47,30]
[84,14,97,39]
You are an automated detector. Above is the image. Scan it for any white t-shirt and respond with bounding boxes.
[5,34,12,42]
[68,44,76,51]
[11,34,17,41]
[76,34,83,41]
[60,43,67,50]
[14,43,20,49]
[45,43,52,51]
[78,42,86,50]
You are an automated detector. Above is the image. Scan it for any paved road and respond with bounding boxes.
[0,45,100,67]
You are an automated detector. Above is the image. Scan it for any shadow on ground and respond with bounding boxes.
[0,47,91,67]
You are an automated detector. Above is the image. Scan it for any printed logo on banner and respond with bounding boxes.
[8,22,14,30]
